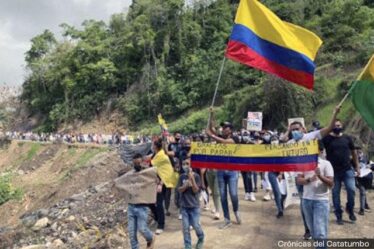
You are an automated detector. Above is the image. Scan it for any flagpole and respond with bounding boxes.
[211,56,227,108]
[207,56,227,128]
[338,80,358,107]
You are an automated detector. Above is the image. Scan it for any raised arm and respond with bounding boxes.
[208,107,217,136]
[320,105,341,138]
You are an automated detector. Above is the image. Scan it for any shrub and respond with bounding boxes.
[0,174,23,205]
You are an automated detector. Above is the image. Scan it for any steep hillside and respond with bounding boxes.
[0,141,130,248]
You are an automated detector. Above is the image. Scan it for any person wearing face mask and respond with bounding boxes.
[262,133,272,144]
[322,119,360,224]
[206,108,241,230]
[175,138,193,220]
[149,138,179,235]
[281,105,341,240]
[126,153,157,249]
[267,135,286,217]
[260,131,275,202]
[281,105,340,143]
[165,132,183,217]
[178,159,205,249]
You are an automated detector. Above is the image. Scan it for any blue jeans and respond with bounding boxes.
[302,199,329,249]
[128,204,153,249]
[268,172,283,213]
[296,184,309,233]
[357,182,368,210]
[332,169,356,218]
[217,170,239,221]
[181,207,204,248]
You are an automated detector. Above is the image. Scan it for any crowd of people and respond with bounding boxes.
[122,106,374,249]
[3,131,152,145]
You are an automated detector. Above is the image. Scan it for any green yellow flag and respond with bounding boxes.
[351,55,374,130]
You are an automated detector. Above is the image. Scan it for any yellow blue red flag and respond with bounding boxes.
[191,140,319,172]
[225,0,323,89]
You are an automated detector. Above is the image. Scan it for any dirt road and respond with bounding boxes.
[144,181,374,249]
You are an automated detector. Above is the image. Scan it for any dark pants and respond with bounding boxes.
[150,188,166,229]
[253,172,258,190]
[163,187,171,212]
[174,188,181,209]
[241,171,253,193]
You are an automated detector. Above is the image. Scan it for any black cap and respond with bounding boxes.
[220,121,233,129]
[312,120,320,128]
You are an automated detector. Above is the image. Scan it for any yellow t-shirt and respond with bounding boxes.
[151,149,179,188]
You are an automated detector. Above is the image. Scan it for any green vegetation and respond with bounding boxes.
[26,143,42,161]
[68,147,77,156]
[20,0,374,133]
[0,174,23,205]
[9,142,42,169]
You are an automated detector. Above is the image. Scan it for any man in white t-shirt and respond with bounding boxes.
[281,105,340,240]
[297,142,334,249]
[281,105,341,144]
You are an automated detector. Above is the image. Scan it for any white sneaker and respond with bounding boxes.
[244,192,250,201]
[178,214,182,220]
[214,212,220,220]
[263,193,271,201]
[155,229,163,235]
[249,192,256,202]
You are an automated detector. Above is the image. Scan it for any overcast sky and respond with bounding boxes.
[0,0,132,86]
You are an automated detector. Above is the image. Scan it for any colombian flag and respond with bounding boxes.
[191,141,319,172]
[226,0,323,89]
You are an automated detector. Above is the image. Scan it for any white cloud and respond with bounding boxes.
[0,20,30,85]
[72,0,93,6]
[0,0,132,86]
